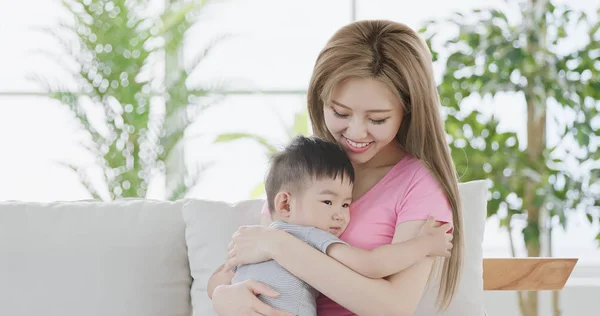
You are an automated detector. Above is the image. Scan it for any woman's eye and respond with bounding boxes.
[370,118,388,125]
[332,109,348,118]
[322,200,332,205]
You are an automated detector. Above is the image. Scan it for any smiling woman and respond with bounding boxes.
[325,77,404,165]
[210,20,464,316]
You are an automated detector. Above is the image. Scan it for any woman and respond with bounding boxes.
[209,19,463,316]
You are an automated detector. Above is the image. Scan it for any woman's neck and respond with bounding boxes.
[353,141,405,172]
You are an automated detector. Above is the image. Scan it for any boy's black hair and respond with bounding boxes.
[265,135,355,215]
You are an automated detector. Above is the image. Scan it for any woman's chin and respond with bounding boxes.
[345,149,376,165]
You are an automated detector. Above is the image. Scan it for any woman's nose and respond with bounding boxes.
[346,118,368,140]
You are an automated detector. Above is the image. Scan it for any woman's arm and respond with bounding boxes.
[326,237,429,279]
[327,235,439,279]
[267,220,437,316]
[207,214,273,298]
[210,213,293,315]
[326,217,451,279]
[207,263,233,298]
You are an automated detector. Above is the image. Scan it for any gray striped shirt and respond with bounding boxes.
[232,221,346,316]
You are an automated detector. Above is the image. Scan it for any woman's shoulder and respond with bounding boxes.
[391,155,453,223]
[386,154,438,188]
[365,154,445,206]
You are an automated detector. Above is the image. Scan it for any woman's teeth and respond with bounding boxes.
[347,139,370,148]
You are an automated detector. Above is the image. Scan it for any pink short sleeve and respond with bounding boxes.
[395,166,453,227]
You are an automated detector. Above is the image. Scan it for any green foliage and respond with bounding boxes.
[424,4,600,313]
[32,0,222,200]
[422,1,600,249]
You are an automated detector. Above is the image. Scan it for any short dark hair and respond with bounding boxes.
[265,135,355,214]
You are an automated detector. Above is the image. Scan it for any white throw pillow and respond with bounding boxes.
[183,199,265,316]
[0,199,192,316]
[183,180,487,316]
[413,180,487,315]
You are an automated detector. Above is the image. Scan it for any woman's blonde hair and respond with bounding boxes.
[307,19,463,309]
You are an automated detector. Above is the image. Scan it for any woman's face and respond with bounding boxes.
[324,77,404,165]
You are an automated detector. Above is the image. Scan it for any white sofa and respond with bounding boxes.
[0,180,487,316]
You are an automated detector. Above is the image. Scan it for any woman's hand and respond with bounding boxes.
[225,225,282,270]
[212,281,293,316]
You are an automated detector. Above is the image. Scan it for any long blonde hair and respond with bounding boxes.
[307,20,463,309]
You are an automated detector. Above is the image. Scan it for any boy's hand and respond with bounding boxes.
[417,216,453,258]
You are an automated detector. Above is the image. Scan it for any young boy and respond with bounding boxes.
[217,136,452,316]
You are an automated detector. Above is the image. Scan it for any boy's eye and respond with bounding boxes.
[342,203,350,208]
[322,200,332,205]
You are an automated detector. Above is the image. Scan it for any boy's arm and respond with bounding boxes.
[326,236,432,279]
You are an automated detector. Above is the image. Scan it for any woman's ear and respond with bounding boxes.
[273,192,291,219]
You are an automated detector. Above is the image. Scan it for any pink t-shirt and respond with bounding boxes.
[261,154,453,316]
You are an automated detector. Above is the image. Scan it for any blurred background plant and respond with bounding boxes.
[30,0,224,200]
[215,107,310,198]
[421,0,600,315]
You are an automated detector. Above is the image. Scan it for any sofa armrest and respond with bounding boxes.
[483,258,578,290]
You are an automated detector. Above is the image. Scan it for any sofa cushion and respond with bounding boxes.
[183,180,487,316]
[183,199,265,316]
[413,180,487,315]
[0,199,192,316]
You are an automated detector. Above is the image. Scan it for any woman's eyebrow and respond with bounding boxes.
[331,100,392,113]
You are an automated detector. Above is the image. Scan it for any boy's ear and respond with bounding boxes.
[273,192,292,219]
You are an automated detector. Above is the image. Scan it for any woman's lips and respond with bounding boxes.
[344,136,373,153]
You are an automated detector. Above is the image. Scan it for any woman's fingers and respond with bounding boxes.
[224,248,238,271]
[225,255,237,270]
[225,242,234,262]
[228,245,236,258]
[438,222,452,232]
[425,216,435,225]
[225,246,236,266]
[231,228,242,242]
[249,280,279,298]
[247,281,293,316]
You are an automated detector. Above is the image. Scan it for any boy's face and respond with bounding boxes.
[288,177,353,237]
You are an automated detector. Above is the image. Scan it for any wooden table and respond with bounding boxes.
[483,258,578,291]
